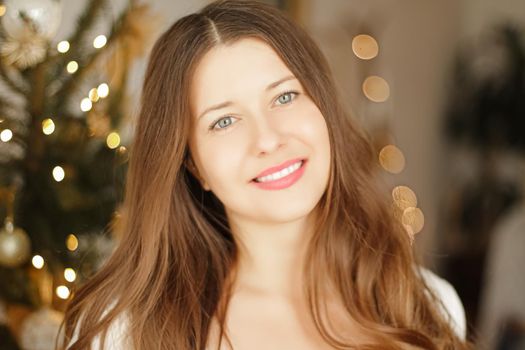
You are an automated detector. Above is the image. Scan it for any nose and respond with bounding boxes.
[251,113,285,157]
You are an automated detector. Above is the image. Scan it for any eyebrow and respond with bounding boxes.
[197,75,297,120]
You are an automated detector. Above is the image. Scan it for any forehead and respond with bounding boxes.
[190,37,294,113]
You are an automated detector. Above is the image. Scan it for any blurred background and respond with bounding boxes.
[0,0,523,349]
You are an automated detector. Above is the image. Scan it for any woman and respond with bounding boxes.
[61,0,472,349]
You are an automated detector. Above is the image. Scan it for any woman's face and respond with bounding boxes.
[188,37,330,224]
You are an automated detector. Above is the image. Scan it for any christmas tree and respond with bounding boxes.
[0,0,156,348]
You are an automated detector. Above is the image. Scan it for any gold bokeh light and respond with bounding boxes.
[66,61,78,74]
[352,34,379,60]
[93,35,107,49]
[402,207,425,235]
[89,88,99,102]
[57,41,70,53]
[106,132,121,149]
[392,185,417,211]
[362,76,390,102]
[64,268,77,282]
[32,255,45,269]
[56,285,70,299]
[97,83,109,98]
[42,118,55,135]
[379,145,405,174]
[66,234,79,251]
[0,129,13,142]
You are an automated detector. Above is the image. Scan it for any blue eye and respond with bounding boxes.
[212,117,235,130]
[276,91,298,105]
[209,90,299,132]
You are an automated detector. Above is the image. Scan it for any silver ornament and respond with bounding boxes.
[2,0,62,41]
[0,220,31,267]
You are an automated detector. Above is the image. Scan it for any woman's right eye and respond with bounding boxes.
[209,116,237,131]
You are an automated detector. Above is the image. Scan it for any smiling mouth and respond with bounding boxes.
[251,159,306,183]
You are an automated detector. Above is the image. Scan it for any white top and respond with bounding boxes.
[68,267,467,349]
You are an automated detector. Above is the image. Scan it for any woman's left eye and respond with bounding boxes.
[275,91,299,105]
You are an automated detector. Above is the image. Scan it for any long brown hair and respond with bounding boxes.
[60,1,473,349]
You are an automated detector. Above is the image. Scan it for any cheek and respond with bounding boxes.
[195,134,247,189]
[293,103,331,156]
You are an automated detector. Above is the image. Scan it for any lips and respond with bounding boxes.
[252,157,306,182]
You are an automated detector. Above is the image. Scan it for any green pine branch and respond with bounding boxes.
[52,1,132,112]
[0,61,29,97]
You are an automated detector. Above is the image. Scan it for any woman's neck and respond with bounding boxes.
[227,211,316,300]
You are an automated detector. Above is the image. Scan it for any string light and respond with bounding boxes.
[80,98,92,112]
[379,145,405,174]
[0,5,6,17]
[88,88,99,102]
[66,61,79,74]
[352,34,379,60]
[42,118,55,135]
[0,129,12,142]
[52,166,65,182]
[64,268,77,282]
[32,255,45,269]
[106,132,120,149]
[56,285,70,299]
[362,75,390,102]
[57,41,70,53]
[66,234,79,251]
[97,83,109,98]
[93,35,107,49]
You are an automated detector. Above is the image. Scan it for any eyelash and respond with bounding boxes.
[208,90,299,132]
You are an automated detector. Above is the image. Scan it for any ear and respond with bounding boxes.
[184,156,211,191]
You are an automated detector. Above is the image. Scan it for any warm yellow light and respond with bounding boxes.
[42,118,55,135]
[0,5,6,17]
[53,166,65,182]
[66,234,79,251]
[66,61,79,74]
[402,207,425,234]
[0,129,13,142]
[80,98,92,112]
[88,88,99,102]
[362,76,390,102]
[352,34,379,60]
[379,145,405,174]
[97,83,109,98]
[56,285,70,299]
[106,132,121,149]
[392,185,417,210]
[64,268,77,282]
[32,255,45,269]
[93,35,107,49]
[57,41,70,53]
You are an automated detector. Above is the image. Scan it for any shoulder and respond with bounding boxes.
[67,302,131,349]
[415,265,467,340]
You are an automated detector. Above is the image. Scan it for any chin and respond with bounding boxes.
[254,194,321,223]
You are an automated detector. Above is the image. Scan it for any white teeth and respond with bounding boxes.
[255,161,303,183]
